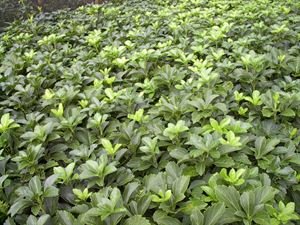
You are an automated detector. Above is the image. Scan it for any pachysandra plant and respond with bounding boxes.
[163,120,189,141]
[0,0,300,224]
[101,138,122,156]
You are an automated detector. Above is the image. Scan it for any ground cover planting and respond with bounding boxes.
[0,0,300,224]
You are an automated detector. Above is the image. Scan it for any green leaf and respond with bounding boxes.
[204,203,226,225]
[153,210,181,225]
[65,162,76,178]
[151,190,172,203]
[57,210,76,225]
[101,138,122,155]
[191,209,204,225]
[124,215,151,225]
[26,215,38,225]
[44,174,58,187]
[51,103,64,117]
[172,175,190,202]
[101,138,114,153]
[280,108,295,117]
[254,137,280,159]
[0,175,8,188]
[27,214,50,225]
[37,215,50,225]
[215,185,241,211]
[163,120,189,140]
[8,199,32,216]
[128,109,147,122]
[218,208,240,224]
[123,182,139,204]
[29,176,42,195]
[255,186,278,204]
[44,186,59,198]
[0,113,20,132]
[240,191,256,217]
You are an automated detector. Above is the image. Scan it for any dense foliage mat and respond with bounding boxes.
[0,0,300,224]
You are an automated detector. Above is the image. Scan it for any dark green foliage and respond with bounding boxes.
[0,0,300,224]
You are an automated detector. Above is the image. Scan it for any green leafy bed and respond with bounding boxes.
[0,0,300,224]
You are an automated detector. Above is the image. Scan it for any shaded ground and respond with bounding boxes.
[0,0,101,32]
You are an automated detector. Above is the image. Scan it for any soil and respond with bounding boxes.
[0,0,104,32]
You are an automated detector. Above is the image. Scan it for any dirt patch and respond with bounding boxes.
[0,0,105,32]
